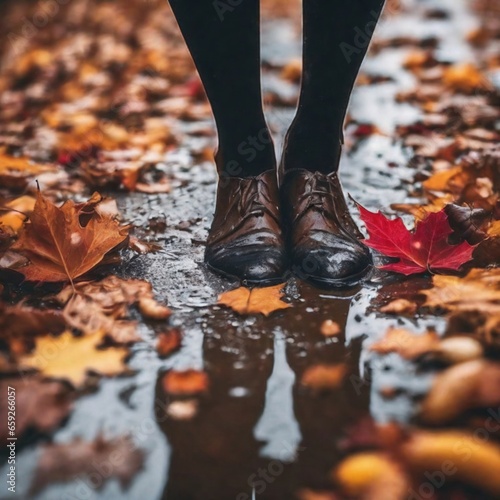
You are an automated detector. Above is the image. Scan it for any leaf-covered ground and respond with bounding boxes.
[0,0,499,499]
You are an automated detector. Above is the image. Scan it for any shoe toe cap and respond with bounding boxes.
[206,245,286,285]
[292,240,372,286]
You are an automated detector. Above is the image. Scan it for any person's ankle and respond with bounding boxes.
[215,141,276,178]
[282,124,342,174]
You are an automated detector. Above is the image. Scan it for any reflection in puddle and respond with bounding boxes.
[155,278,444,499]
[254,328,302,462]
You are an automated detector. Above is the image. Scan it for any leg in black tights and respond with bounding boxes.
[168,0,275,178]
[283,0,385,174]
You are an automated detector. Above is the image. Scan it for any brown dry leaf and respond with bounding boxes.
[402,430,500,496]
[301,364,347,391]
[57,276,168,343]
[217,284,291,316]
[334,452,409,500]
[420,360,500,424]
[128,236,162,254]
[370,328,440,359]
[138,297,171,320]
[0,153,57,190]
[12,192,128,283]
[391,195,456,221]
[422,268,500,314]
[320,320,341,337]
[20,331,129,388]
[62,294,140,344]
[156,329,182,358]
[447,309,500,348]
[0,302,65,346]
[30,435,144,495]
[162,369,209,396]
[0,377,74,441]
[57,275,153,311]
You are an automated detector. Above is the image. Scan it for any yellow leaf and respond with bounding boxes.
[443,63,491,92]
[20,331,129,388]
[403,431,500,496]
[488,220,500,237]
[0,153,56,190]
[217,284,291,316]
[334,452,409,498]
[0,195,36,232]
[422,166,463,192]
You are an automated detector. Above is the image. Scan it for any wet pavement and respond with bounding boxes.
[0,0,489,498]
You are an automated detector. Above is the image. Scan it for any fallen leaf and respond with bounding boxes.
[334,452,409,500]
[447,309,500,348]
[0,153,57,190]
[358,205,476,275]
[162,369,209,396]
[403,50,436,70]
[0,377,74,441]
[156,329,182,358]
[421,268,500,313]
[370,328,440,359]
[380,299,417,315]
[403,430,500,496]
[57,276,169,343]
[12,192,128,283]
[0,302,65,347]
[301,364,347,391]
[138,297,171,320]
[128,236,162,254]
[281,58,302,83]
[30,435,144,495]
[62,294,140,344]
[442,63,491,92]
[420,360,500,424]
[57,275,153,311]
[432,336,483,365]
[320,320,341,337]
[423,166,463,192]
[488,221,500,237]
[444,204,489,244]
[217,284,291,316]
[0,195,36,232]
[20,331,129,388]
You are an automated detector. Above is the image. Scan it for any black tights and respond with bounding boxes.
[168,0,385,177]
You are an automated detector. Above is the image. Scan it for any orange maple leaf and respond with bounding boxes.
[217,284,291,316]
[12,192,128,283]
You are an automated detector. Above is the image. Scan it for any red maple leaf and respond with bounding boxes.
[357,204,476,275]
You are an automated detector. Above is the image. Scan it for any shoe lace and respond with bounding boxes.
[298,175,332,214]
[236,177,277,220]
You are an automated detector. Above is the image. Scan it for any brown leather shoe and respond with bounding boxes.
[205,170,287,285]
[281,168,372,288]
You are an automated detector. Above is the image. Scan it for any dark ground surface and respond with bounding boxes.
[0,0,493,498]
